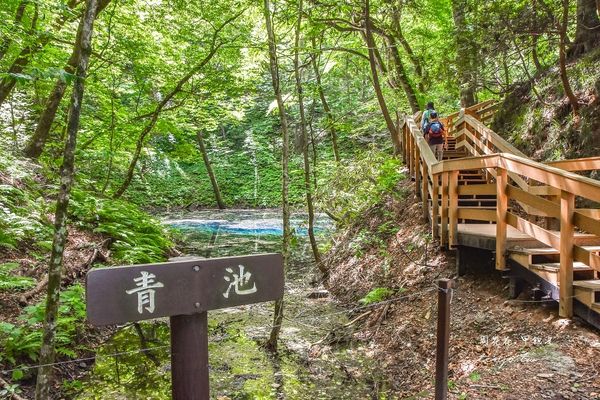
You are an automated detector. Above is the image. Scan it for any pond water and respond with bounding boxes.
[77,210,391,399]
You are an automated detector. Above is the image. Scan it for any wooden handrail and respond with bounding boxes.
[544,156,600,172]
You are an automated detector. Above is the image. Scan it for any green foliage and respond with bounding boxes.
[316,149,405,225]
[69,190,172,264]
[358,287,395,305]
[0,285,86,365]
[0,262,35,292]
[0,155,52,250]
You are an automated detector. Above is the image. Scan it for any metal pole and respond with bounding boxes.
[435,278,454,400]
[170,312,209,400]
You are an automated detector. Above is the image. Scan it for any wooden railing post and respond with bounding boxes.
[495,168,508,270]
[415,145,422,199]
[432,174,440,239]
[449,170,459,247]
[422,162,429,221]
[441,172,449,248]
[559,190,575,318]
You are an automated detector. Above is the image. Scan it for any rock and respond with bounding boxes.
[537,373,554,379]
[307,289,330,299]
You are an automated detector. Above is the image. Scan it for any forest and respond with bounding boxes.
[0,0,599,398]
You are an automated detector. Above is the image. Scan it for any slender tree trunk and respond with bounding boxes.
[451,0,477,107]
[263,0,290,352]
[390,5,426,92]
[363,0,401,154]
[294,0,322,269]
[196,130,226,209]
[559,0,580,125]
[112,42,227,198]
[34,0,99,398]
[23,0,112,159]
[379,33,419,113]
[310,38,340,163]
[0,0,82,107]
[0,0,29,62]
[569,0,600,58]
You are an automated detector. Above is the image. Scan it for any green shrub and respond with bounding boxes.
[0,284,86,364]
[0,263,35,292]
[358,287,395,305]
[69,189,172,264]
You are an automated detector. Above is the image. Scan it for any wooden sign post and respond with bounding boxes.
[86,253,284,400]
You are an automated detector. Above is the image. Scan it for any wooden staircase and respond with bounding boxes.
[401,101,600,329]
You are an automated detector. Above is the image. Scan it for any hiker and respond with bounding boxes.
[424,111,447,161]
[421,101,435,134]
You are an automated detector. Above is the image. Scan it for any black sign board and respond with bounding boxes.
[86,253,284,326]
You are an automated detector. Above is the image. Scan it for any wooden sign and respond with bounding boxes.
[86,253,284,325]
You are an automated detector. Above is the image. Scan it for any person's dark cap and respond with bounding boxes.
[430,111,438,118]
[427,102,434,109]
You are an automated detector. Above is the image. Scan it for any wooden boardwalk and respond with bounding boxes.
[400,102,600,329]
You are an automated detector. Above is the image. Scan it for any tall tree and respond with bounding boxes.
[364,0,401,154]
[559,0,580,125]
[310,38,340,163]
[452,0,477,107]
[294,0,322,269]
[0,0,30,62]
[23,0,112,159]
[0,0,82,107]
[196,130,226,209]
[112,12,242,198]
[263,0,290,352]
[34,0,99,397]
[569,0,600,58]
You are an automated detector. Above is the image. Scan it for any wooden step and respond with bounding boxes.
[530,262,592,272]
[512,246,600,255]
[592,303,600,311]
[573,280,600,306]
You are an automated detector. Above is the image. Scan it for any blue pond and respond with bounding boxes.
[163,209,333,258]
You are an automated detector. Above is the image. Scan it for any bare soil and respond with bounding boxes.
[323,178,600,400]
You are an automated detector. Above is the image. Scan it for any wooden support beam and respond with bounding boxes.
[415,145,422,199]
[422,162,429,221]
[432,174,440,239]
[449,171,459,247]
[441,172,449,247]
[496,168,508,270]
[559,191,574,318]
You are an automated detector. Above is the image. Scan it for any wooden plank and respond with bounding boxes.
[432,174,440,239]
[506,213,560,249]
[496,168,508,270]
[457,208,496,222]
[545,156,600,172]
[559,191,574,318]
[500,154,600,203]
[506,185,560,218]
[449,171,459,247]
[457,184,496,195]
[422,162,429,221]
[441,172,449,247]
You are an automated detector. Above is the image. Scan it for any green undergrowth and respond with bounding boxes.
[316,147,406,227]
[492,49,600,162]
[69,189,172,264]
[0,284,86,370]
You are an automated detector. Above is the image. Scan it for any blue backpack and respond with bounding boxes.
[428,121,443,138]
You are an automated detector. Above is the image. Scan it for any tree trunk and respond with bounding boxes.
[559,0,581,125]
[451,0,477,107]
[263,0,290,353]
[196,131,226,209]
[0,0,82,107]
[0,0,29,62]
[23,0,112,159]
[363,0,401,154]
[390,5,426,93]
[294,0,322,270]
[111,20,235,198]
[310,38,340,163]
[379,32,420,113]
[34,0,99,398]
[569,0,600,58]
